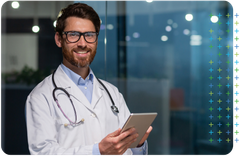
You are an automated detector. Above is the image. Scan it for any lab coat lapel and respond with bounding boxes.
[90,74,103,109]
[54,66,94,112]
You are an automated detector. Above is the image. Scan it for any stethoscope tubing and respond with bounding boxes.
[51,69,119,126]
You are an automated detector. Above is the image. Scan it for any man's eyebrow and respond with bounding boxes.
[65,31,96,33]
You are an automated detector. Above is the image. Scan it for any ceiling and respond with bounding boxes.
[1,1,229,19]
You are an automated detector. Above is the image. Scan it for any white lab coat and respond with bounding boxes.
[26,65,133,154]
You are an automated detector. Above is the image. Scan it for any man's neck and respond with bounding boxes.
[62,60,89,79]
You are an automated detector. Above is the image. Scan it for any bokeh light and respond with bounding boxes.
[185,14,193,21]
[32,25,40,33]
[11,1,20,9]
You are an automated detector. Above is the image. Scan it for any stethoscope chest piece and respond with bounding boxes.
[111,105,119,114]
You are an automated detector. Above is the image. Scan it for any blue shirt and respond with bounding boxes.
[61,63,93,104]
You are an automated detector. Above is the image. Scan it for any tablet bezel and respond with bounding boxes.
[120,112,157,148]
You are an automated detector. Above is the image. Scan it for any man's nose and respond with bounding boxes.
[77,35,87,47]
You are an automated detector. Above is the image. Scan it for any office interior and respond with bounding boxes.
[1,1,233,154]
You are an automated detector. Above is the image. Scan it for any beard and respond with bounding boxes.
[62,44,97,68]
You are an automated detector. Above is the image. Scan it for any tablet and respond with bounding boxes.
[120,112,157,148]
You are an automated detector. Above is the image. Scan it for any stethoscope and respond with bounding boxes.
[52,69,119,127]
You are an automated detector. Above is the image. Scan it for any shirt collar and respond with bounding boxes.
[60,63,94,86]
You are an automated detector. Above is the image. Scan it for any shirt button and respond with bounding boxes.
[84,87,87,89]
[91,113,96,118]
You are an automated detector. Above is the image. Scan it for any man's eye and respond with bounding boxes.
[85,33,94,37]
[69,32,79,37]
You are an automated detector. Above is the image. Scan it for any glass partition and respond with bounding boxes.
[1,1,233,154]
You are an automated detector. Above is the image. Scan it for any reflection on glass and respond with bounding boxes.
[107,24,114,30]
[190,35,202,46]
[183,29,190,35]
[53,20,57,27]
[166,26,172,32]
[172,23,178,28]
[125,36,131,41]
[146,0,153,3]
[167,19,173,25]
[161,35,168,41]
[185,14,193,21]
[32,25,40,33]
[11,1,20,9]
[211,15,219,23]
[133,32,140,38]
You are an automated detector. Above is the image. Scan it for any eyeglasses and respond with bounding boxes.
[62,31,99,43]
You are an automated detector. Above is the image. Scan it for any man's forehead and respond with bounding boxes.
[64,17,96,31]
[65,17,93,24]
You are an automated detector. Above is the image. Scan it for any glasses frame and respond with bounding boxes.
[62,31,99,43]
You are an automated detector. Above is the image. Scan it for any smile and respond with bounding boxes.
[75,51,88,54]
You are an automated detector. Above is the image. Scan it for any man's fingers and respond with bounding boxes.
[114,130,138,151]
[99,127,139,155]
[118,127,136,141]
[143,126,153,138]
[147,126,153,133]
[117,133,138,154]
[109,128,121,137]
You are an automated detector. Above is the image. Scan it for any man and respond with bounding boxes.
[26,3,152,155]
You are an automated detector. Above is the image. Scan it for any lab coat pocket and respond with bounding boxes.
[54,108,84,129]
[54,117,87,148]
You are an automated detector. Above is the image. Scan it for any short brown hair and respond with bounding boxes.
[55,3,101,36]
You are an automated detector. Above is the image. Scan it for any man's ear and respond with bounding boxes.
[55,32,62,48]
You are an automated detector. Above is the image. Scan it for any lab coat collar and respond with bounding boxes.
[54,65,103,112]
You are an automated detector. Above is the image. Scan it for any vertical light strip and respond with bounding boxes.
[104,1,108,80]
[0,3,7,151]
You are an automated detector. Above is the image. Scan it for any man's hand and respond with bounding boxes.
[99,128,138,155]
[137,126,153,147]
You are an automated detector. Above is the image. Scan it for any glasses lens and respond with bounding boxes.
[67,32,80,43]
[84,32,97,43]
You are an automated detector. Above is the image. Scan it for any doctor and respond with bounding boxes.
[26,2,152,155]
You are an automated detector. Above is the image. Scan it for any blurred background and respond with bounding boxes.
[1,1,233,154]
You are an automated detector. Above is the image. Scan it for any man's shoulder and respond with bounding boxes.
[29,74,53,96]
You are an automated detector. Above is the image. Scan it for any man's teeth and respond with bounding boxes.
[76,51,87,54]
